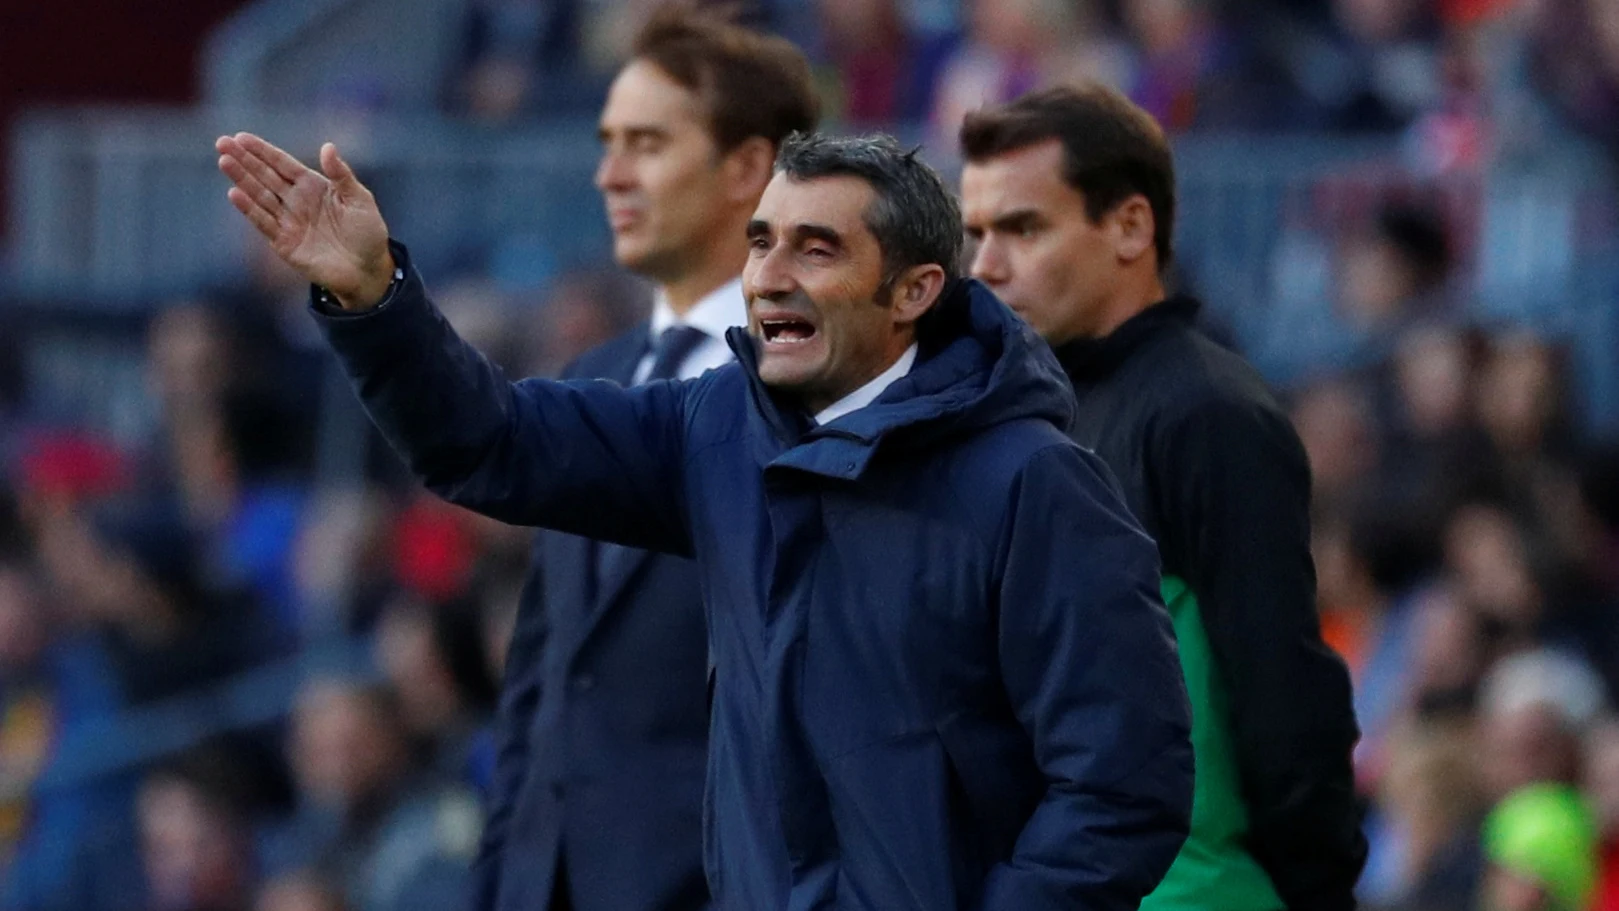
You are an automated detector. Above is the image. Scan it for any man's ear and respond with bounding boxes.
[723,137,777,204]
[1109,195,1156,265]
[889,264,948,326]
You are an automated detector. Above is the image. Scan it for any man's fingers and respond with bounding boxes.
[218,155,285,213]
[319,142,356,186]
[217,135,292,203]
[222,144,294,197]
[235,132,311,185]
[227,187,281,241]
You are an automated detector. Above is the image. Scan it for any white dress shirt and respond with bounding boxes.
[813,343,919,425]
[632,278,746,384]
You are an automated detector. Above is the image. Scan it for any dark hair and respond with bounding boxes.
[961,83,1177,268]
[0,486,26,564]
[89,497,206,617]
[1375,203,1452,294]
[774,132,963,284]
[632,5,821,153]
[427,592,500,712]
[144,739,288,823]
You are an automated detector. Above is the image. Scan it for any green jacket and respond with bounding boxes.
[1142,577,1281,911]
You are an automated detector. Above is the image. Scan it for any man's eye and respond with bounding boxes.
[806,247,832,259]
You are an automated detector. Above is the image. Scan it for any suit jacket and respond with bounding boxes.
[470,326,711,911]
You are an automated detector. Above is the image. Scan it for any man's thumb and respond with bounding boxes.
[320,142,358,188]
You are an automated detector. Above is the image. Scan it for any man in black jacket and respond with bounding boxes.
[960,83,1368,911]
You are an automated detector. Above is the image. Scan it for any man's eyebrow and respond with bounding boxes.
[746,219,771,239]
[993,209,1043,231]
[791,224,844,248]
[599,124,669,143]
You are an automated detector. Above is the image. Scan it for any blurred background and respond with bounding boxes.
[2,0,1619,909]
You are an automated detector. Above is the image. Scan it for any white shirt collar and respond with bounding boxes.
[649,277,746,341]
[814,343,920,425]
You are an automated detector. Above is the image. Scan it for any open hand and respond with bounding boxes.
[216,133,395,310]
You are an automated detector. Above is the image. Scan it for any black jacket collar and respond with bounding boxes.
[1053,295,1201,380]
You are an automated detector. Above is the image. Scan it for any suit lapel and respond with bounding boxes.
[591,536,658,615]
[577,332,659,645]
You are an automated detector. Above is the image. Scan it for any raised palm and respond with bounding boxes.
[215,132,394,308]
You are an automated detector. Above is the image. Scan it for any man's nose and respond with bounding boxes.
[970,237,1009,285]
[745,245,797,301]
[595,148,634,192]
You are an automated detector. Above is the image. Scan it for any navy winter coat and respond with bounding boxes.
[315,243,1194,911]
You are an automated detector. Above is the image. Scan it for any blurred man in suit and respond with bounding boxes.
[474,9,818,911]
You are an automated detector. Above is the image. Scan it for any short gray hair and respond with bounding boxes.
[774,132,963,285]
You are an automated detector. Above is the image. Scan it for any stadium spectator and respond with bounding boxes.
[1292,377,1383,512]
[31,497,282,705]
[1526,0,1619,153]
[0,557,130,911]
[1476,648,1606,800]
[448,0,605,122]
[1296,0,1446,131]
[255,871,349,911]
[372,592,497,790]
[1480,783,1599,911]
[1585,720,1619,911]
[930,0,1134,140]
[136,756,258,911]
[1339,203,1456,355]
[1119,0,1301,131]
[262,678,478,911]
[1358,716,1484,911]
[517,268,649,379]
[807,0,953,126]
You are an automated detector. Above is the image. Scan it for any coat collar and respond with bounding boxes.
[726,278,1075,482]
[1053,295,1201,381]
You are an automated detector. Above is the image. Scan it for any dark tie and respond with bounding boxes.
[591,324,710,600]
[645,324,710,382]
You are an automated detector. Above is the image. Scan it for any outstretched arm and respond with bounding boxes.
[217,133,696,552]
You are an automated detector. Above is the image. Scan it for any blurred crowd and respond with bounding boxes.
[0,224,660,909]
[1294,284,1619,909]
[0,1,1617,910]
[439,0,1619,161]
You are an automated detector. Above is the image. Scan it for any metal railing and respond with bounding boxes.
[202,0,464,112]
[32,635,374,799]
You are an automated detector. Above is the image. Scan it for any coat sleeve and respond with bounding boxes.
[311,242,694,555]
[1151,395,1366,911]
[980,444,1194,911]
[469,534,547,910]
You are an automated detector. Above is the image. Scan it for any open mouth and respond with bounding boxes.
[761,318,817,345]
